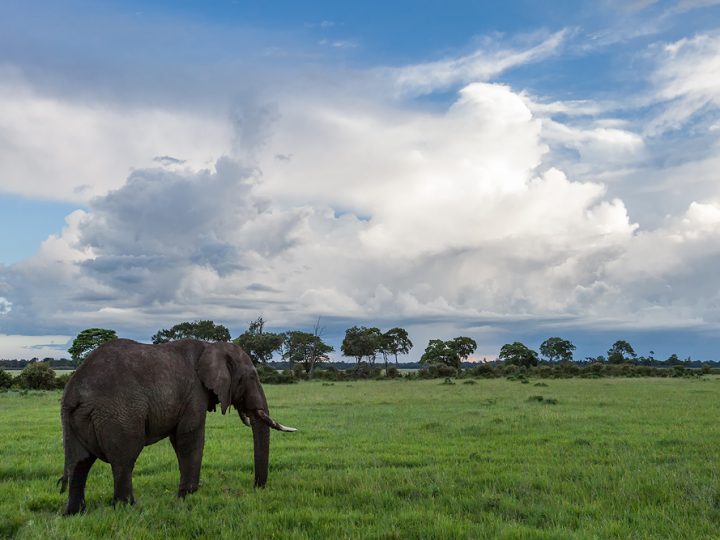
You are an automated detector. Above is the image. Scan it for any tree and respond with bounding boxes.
[68,328,118,363]
[234,317,284,365]
[667,353,682,365]
[539,337,576,363]
[341,326,383,365]
[498,342,539,368]
[420,336,477,369]
[282,331,334,377]
[152,320,230,344]
[380,327,413,371]
[17,362,57,390]
[607,340,636,364]
[448,337,477,363]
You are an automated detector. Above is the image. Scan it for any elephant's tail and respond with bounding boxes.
[57,474,68,493]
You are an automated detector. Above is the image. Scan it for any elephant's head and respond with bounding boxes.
[197,342,296,488]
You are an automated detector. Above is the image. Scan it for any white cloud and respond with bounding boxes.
[0,334,72,359]
[649,33,720,133]
[0,71,232,202]
[3,28,720,357]
[0,297,11,315]
[382,30,568,97]
[1,80,656,342]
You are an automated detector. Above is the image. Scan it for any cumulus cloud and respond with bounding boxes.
[0,297,11,315]
[3,31,720,358]
[0,80,656,341]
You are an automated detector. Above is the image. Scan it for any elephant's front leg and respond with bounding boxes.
[170,427,205,497]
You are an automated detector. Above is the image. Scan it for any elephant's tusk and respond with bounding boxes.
[239,411,252,428]
[256,409,297,432]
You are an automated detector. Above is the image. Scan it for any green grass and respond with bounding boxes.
[2,378,720,539]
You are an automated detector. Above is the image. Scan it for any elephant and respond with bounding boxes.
[59,338,295,515]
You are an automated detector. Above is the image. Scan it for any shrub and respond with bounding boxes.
[55,372,73,390]
[469,363,498,378]
[17,362,57,390]
[313,367,339,380]
[257,364,296,384]
[672,365,686,377]
[352,362,382,380]
[0,369,12,389]
[418,363,457,379]
[386,366,401,379]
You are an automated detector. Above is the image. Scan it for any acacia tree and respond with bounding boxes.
[341,326,383,366]
[498,342,539,368]
[607,340,636,364]
[282,331,334,377]
[234,317,284,365]
[420,336,477,369]
[539,337,576,363]
[68,328,118,363]
[382,327,413,369]
[151,320,230,344]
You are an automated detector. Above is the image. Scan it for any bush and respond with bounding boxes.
[352,362,382,380]
[385,366,401,379]
[256,364,296,384]
[418,363,458,379]
[55,372,73,389]
[312,367,339,380]
[0,369,12,389]
[672,365,686,377]
[469,363,498,378]
[17,362,57,390]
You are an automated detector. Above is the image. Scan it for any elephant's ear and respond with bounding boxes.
[197,345,232,414]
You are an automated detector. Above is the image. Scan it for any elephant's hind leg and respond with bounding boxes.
[111,461,137,506]
[66,455,97,515]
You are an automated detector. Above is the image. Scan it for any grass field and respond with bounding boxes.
[2,377,720,539]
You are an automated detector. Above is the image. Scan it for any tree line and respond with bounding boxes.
[2,320,716,390]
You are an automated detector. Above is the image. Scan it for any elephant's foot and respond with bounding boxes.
[177,484,199,498]
[111,495,135,507]
[64,498,86,516]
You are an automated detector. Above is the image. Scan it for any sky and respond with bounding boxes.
[1,0,720,361]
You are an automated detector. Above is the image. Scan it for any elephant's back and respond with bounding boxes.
[64,339,194,405]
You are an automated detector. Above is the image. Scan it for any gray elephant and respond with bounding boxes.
[59,338,295,515]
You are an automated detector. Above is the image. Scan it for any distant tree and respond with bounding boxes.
[0,369,12,389]
[68,328,118,363]
[448,337,477,363]
[234,317,284,365]
[498,342,539,368]
[607,340,636,364]
[420,337,477,369]
[152,320,230,344]
[666,353,682,365]
[539,337,576,363]
[341,326,383,365]
[17,362,57,390]
[282,330,334,377]
[380,327,413,370]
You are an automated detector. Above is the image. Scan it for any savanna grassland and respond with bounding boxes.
[1,378,720,539]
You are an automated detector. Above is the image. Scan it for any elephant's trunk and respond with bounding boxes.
[251,417,270,488]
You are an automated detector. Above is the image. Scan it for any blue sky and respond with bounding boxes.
[1,0,720,360]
